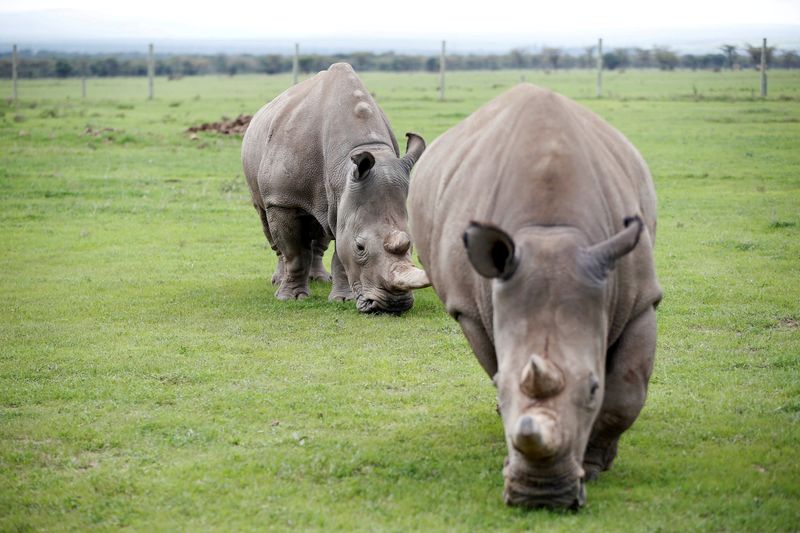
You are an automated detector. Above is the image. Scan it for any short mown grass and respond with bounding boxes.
[1,69,799,531]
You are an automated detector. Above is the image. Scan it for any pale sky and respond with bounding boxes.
[1,0,799,41]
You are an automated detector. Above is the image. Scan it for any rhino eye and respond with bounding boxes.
[354,239,367,261]
[589,375,600,397]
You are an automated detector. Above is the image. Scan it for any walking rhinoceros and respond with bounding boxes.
[408,84,662,508]
[242,63,429,313]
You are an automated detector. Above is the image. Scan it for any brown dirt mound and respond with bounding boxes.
[186,114,252,136]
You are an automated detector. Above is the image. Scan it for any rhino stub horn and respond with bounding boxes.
[384,230,411,256]
[390,262,431,291]
[511,411,562,458]
[520,353,565,399]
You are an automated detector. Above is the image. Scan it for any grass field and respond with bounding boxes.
[1,69,799,531]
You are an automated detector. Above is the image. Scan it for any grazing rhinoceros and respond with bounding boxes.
[408,84,662,509]
[242,63,430,313]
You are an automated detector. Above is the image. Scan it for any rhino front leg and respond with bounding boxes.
[310,235,332,283]
[328,245,353,302]
[266,206,313,301]
[584,306,656,481]
[271,255,285,286]
[456,313,498,378]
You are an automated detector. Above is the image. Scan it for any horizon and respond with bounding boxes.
[1,0,799,55]
[2,26,799,58]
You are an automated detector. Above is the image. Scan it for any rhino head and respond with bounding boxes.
[463,216,644,509]
[337,133,430,313]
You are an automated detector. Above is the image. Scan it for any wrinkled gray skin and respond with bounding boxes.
[242,63,430,313]
[408,84,662,509]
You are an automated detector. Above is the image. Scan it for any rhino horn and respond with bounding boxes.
[511,410,562,458]
[390,262,431,291]
[520,353,565,399]
[401,132,426,173]
[584,215,643,276]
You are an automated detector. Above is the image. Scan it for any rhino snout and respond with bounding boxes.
[503,455,586,510]
[355,290,414,314]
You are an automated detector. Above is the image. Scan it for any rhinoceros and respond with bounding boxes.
[408,84,662,508]
[242,63,430,313]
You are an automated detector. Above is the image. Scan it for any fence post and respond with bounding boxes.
[12,44,18,102]
[760,38,767,98]
[439,40,446,102]
[293,43,299,85]
[147,43,154,100]
[81,76,86,98]
[596,38,603,98]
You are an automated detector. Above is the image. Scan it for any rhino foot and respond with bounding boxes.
[328,288,353,302]
[275,284,310,301]
[582,438,619,482]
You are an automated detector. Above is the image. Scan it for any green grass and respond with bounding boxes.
[1,69,799,531]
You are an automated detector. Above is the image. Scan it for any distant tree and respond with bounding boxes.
[634,48,652,68]
[681,54,699,70]
[614,48,630,69]
[541,47,562,70]
[510,48,528,69]
[720,44,737,70]
[745,43,775,69]
[702,54,726,70]
[582,46,595,68]
[653,47,679,70]
[298,56,314,73]
[776,49,800,69]
[54,59,73,77]
[603,51,621,70]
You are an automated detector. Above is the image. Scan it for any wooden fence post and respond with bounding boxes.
[760,38,767,98]
[293,43,299,85]
[439,40,446,102]
[12,44,18,102]
[596,38,603,98]
[147,43,154,100]
[81,76,87,98]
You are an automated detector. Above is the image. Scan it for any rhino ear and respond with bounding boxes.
[401,132,426,173]
[463,222,518,279]
[580,215,643,283]
[351,151,375,181]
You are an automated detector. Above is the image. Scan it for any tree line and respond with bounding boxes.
[2,44,799,78]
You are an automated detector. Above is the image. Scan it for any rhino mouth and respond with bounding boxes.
[355,290,414,314]
[503,457,586,510]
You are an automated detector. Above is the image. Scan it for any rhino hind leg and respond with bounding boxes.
[583,306,656,481]
[309,236,332,283]
[254,204,285,286]
[266,206,314,301]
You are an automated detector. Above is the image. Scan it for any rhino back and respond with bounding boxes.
[242,63,399,233]
[409,83,660,345]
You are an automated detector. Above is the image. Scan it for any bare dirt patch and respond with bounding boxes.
[186,114,252,136]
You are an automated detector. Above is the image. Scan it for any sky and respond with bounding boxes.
[1,0,799,51]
